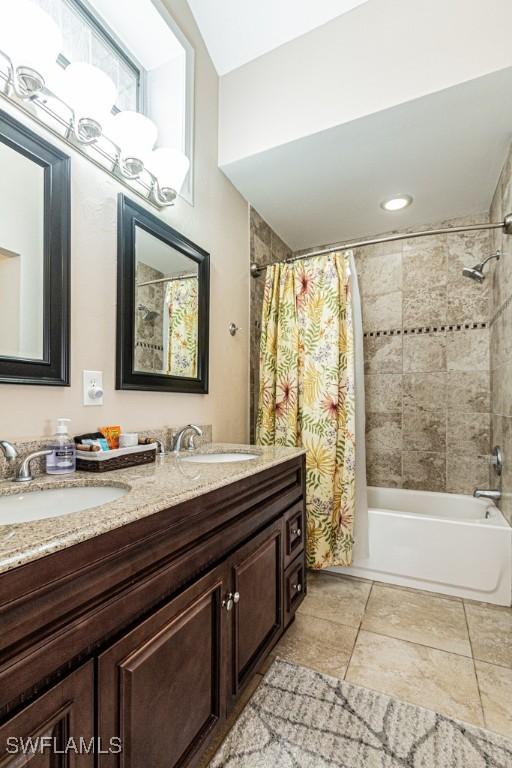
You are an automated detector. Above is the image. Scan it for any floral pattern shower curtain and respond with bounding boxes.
[166,277,198,377]
[256,253,356,568]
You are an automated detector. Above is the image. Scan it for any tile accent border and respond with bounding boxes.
[135,341,164,352]
[364,322,488,339]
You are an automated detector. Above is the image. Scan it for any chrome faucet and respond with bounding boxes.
[0,441,52,482]
[173,424,203,453]
[473,488,501,501]
[14,450,53,483]
[0,441,18,463]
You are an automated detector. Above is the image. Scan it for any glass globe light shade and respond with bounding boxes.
[61,63,117,141]
[107,111,157,176]
[145,147,190,198]
[0,0,62,94]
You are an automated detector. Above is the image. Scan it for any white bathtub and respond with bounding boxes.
[334,487,512,606]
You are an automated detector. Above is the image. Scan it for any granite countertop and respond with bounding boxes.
[0,443,305,575]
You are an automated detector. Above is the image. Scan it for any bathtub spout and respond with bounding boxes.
[473,488,501,501]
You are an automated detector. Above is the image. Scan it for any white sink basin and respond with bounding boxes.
[0,485,129,524]
[180,452,259,464]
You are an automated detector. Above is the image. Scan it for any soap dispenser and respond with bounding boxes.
[46,418,76,475]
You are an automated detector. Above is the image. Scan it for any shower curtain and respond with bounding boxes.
[166,278,198,377]
[256,251,368,568]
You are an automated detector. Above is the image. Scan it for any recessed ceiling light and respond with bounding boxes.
[380,195,413,212]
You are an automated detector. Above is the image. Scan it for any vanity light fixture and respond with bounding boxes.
[0,0,190,208]
[108,111,158,178]
[0,0,62,97]
[380,195,413,212]
[145,147,191,205]
[60,62,117,144]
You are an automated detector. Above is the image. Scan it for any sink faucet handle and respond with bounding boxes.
[0,440,18,462]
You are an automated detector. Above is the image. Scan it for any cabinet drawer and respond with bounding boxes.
[283,503,305,568]
[284,554,306,627]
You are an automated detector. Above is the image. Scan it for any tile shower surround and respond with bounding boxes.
[250,208,493,494]
[134,261,166,374]
[489,142,512,524]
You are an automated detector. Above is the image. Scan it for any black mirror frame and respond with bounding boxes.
[116,194,210,394]
[0,110,70,386]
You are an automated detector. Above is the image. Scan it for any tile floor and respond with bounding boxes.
[274,572,512,737]
[201,572,512,766]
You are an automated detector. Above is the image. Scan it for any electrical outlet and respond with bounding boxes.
[83,370,104,406]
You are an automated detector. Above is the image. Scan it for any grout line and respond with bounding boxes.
[463,600,486,727]
[297,607,362,635]
[358,627,474,661]
[344,581,374,680]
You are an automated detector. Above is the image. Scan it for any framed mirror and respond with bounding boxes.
[116,195,210,393]
[0,110,70,385]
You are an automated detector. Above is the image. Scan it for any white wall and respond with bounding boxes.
[219,0,512,166]
[0,0,250,442]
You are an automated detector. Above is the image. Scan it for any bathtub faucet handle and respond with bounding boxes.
[490,446,503,476]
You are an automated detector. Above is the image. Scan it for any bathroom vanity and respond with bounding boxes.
[0,446,306,767]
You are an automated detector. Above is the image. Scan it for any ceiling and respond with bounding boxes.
[220,68,512,251]
[186,0,368,75]
[136,229,196,277]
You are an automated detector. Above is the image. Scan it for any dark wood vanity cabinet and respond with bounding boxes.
[0,456,305,767]
[0,663,94,767]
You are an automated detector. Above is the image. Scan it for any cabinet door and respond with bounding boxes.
[0,662,94,767]
[98,563,229,768]
[229,520,283,697]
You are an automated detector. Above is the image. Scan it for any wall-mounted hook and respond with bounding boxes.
[228,322,240,337]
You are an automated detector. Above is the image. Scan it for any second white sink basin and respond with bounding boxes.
[0,485,129,524]
[180,452,259,464]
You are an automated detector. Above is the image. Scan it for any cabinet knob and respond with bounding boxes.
[292,583,302,593]
[222,592,240,611]
[292,527,302,537]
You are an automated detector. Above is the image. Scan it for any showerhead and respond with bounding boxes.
[462,250,501,283]
[462,265,485,283]
[138,304,159,322]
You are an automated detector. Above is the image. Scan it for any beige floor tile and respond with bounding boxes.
[362,584,471,656]
[346,631,484,726]
[297,572,372,628]
[465,601,512,667]
[273,613,358,680]
[475,660,512,739]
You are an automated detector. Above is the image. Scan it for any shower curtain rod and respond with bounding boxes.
[250,213,512,278]
[137,273,197,287]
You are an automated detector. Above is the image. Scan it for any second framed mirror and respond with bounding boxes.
[116,195,210,393]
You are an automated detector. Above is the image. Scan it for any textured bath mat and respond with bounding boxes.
[209,659,512,767]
